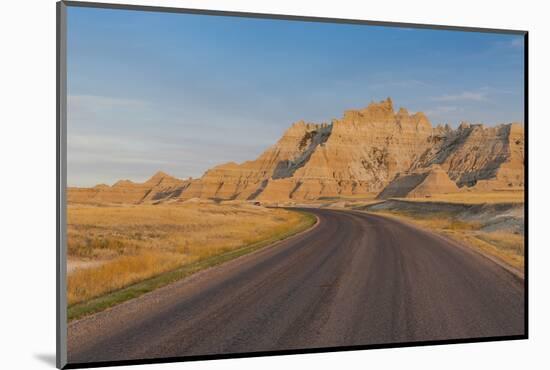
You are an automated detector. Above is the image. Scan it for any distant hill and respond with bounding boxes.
[68,98,524,204]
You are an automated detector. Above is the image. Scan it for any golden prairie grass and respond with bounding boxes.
[372,210,524,271]
[448,231,524,270]
[67,201,311,305]
[396,190,524,204]
[68,252,185,305]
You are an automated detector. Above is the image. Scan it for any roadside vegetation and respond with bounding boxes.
[275,190,524,208]
[67,201,316,319]
[369,208,524,272]
[307,190,524,273]
[392,190,524,204]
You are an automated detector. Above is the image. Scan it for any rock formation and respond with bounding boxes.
[377,165,459,199]
[68,171,188,204]
[409,122,524,189]
[68,98,525,204]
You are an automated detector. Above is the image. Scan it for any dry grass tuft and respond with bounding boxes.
[450,231,524,270]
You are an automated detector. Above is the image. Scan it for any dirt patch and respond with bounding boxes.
[67,259,106,275]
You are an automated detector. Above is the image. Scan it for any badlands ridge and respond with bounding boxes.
[69,98,524,204]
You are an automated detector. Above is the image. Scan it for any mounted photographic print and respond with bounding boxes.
[56,1,527,368]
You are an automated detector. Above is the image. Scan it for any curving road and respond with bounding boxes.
[68,208,525,365]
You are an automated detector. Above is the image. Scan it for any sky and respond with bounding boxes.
[66,6,525,187]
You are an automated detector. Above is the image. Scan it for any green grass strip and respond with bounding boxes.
[68,211,316,321]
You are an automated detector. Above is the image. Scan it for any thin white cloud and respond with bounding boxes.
[424,106,459,116]
[66,130,270,186]
[509,38,524,48]
[495,37,524,49]
[67,133,196,166]
[432,91,488,102]
[369,79,431,89]
[67,94,149,122]
[68,94,147,108]
[68,133,167,153]
[69,152,175,166]
[479,85,517,95]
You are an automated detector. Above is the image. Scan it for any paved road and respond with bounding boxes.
[68,208,524,365]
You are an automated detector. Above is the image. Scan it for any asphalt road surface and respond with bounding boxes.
[68,208,524,365]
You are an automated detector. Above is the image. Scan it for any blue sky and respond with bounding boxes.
[67,6,525,186]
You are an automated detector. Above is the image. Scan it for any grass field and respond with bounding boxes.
[370,209,524,271]
[67,201,316,315]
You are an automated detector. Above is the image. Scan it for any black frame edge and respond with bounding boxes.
[64,334,527,369]
[523,32,529,339]
[57,1,68,369]
[62,0,527,35]
[57,1,529,369]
